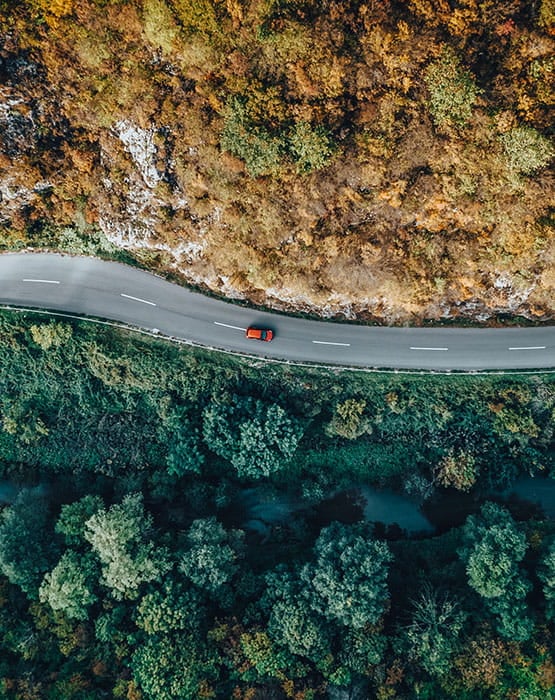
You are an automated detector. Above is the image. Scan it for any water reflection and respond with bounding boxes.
[238,484,435,536]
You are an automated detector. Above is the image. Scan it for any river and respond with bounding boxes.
[1,476,553,537]
[236,476,555,537]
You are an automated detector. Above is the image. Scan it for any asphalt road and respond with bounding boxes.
[0,252,553,371]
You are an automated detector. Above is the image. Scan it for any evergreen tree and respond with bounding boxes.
[0,488,59,598]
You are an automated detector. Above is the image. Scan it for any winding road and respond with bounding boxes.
[0,252,553,371]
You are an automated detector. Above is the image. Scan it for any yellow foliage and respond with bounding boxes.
[454,636,509,688]
[397,20,411,40]
[407,0,450,24]
[172,0,223,38]
[142,0,179,54]
[447,8,478,37]
[538,0,555,30]
[49,0,73,17]
[225,0,243,28]
[30,0,73,27]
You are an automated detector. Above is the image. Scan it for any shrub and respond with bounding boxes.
[220,98,284,177]
[434,449,478,492]
[30,322,73,350]
[288,121,334,173]
[424,48,479,127]
[500,126,554,174]
[325,398,371,440]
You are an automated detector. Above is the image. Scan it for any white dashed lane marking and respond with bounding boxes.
[120,293,157,306]
[312,340,351,346]
[410,346,449,351]
[22,279,60,284]
[508,346,546,351]
[214,322,246,331]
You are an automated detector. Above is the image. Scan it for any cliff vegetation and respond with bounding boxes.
[0,0,554,322]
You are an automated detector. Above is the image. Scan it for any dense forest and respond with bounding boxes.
[1,0,554,696]
[0,312,553,699]
[0,0,554,323]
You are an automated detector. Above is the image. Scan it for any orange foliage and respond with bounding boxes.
[0,0,552,324]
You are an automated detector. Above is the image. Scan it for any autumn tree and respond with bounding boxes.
[29,321,73,350]
[325,398,372,439]
[434,448,478,492]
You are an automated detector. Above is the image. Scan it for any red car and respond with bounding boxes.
[246,327,274,342]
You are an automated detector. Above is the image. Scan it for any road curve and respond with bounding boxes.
[0,252,553,371]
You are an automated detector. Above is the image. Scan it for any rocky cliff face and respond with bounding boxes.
[1,1,553,324]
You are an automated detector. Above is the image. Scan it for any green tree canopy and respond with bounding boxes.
[262,565,332,662]
[178,517,243,597]
[0,488,59,598]
[459,502,527,599]
[500,126,554,175]
[39,550,98,620]
[539,539,555,621]
[158,407,205,477]
[131,632,217,700]
[202,396,304,479]
[221,97,284,178]
[288,120,334,173]
[424,47,479,127]
[135,580,204,634]
[399,586,466,677]
[458,502,533,641]
[84,493,171,600]
[301,522,393,629]
[55,495,104,546]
